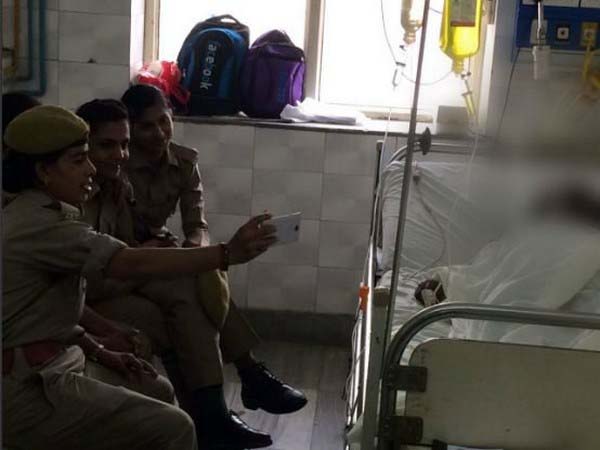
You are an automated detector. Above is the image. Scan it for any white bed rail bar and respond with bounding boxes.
[346,138,391,442]
[358,285,390,450]
[346,139,386,428]
[377,303,600,450]
[387,135,485,166]
[346,239,387,429]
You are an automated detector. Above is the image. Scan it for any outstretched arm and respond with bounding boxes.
[106,214,276,279]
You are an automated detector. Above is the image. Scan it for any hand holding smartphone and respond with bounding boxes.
[264,212,302,246]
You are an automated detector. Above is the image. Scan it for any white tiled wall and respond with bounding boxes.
[58,0,133,15]
[254,129,326,172]
[177,121,398,314]
[57,62,131,109]
[247,263,319,312]
[251,170,323,219]
[58,13,131,65]
[183,125,255,168]
[4,0,135,109]
[321,174,373,224]
[201,167,253,215]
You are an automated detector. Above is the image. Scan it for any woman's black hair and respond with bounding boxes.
[120,84,169,122]
[2,92,41,135]
[3,149,65,193]
[76,99,129,132]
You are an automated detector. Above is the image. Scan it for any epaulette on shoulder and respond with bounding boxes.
[43,200,82,221]
[171,142,199,164]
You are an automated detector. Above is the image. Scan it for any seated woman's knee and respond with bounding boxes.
[143,373,175,404]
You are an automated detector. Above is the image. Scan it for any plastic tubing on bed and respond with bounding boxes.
[377,302,600,450]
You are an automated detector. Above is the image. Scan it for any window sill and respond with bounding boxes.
[173,113,471,139]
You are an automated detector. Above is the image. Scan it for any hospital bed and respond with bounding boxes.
[344,140,494,450]
[344,137,600,450]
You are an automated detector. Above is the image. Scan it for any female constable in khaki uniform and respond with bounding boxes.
[120,85,309,444]
[2,105,276,450]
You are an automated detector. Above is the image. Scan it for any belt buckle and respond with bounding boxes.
[23,341,62,367]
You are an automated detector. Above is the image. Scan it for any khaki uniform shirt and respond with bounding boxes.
[126,142,209,240]
[84,175,139,246]
[82,176,141,300]
[3,190,127,348]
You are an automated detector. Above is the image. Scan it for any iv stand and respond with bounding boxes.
[381,0,431,361]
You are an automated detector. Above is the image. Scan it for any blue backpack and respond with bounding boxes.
[177,15,249,115]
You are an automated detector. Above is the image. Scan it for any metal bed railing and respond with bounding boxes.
[376,303,600,450]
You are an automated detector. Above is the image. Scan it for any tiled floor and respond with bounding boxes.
[223,341,350,450]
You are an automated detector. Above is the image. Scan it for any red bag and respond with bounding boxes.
[136,61,190,110]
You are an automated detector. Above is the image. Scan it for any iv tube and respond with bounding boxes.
[462,76,477,123]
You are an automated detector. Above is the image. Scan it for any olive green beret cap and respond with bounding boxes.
[4,105,89,155]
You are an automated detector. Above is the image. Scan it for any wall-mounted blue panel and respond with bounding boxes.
[516,2,600,51]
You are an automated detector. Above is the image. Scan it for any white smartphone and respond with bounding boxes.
[266,212,302,245]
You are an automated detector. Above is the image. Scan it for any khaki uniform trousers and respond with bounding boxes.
[92,274,260,389]
[2,346,197,450]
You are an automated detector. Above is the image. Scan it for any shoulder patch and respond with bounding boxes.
[60,201,83,221]
[42,200,81,220]
[171,142,199,164]
[42,201,62,211]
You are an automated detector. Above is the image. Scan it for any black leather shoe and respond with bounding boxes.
[199,411,272,450]
[240,363,308,414]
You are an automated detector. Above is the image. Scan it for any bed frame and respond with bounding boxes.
[344,139,475,450]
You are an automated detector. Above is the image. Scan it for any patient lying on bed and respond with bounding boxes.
[411,185,600,349]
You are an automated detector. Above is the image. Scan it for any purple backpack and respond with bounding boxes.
[240,30,305,118]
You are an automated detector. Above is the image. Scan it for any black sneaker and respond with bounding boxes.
[239,363,308,415]
[199,410,272,450]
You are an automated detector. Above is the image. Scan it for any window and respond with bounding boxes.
[158,0,307,59]
[320,0,468,113]
[155,0,484,116]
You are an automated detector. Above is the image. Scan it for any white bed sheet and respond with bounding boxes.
[438,220,600,348]
[380,160,499,274]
